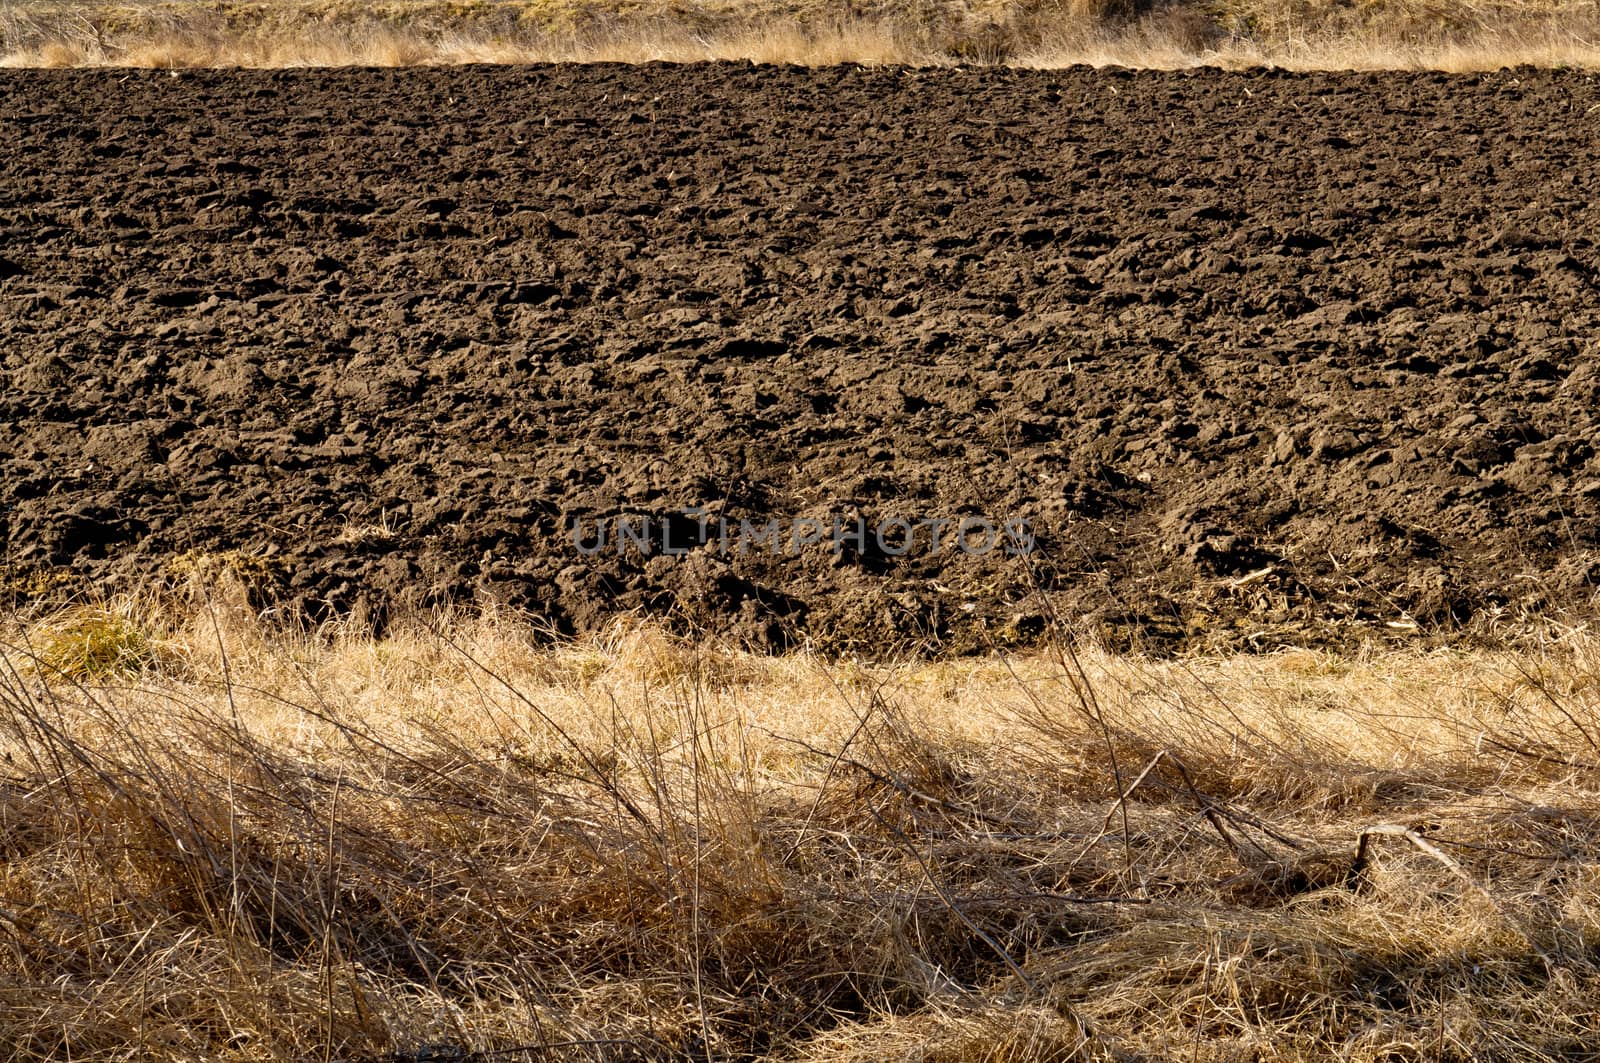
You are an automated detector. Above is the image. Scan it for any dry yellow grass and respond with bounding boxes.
[5,591,1600,1059]
[2,0,1600,68]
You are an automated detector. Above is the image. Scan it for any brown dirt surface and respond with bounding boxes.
[4,64,1600,653]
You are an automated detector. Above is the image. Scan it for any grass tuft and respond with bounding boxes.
[28,605,166,680]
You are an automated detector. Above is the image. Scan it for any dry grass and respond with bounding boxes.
[5,588,1600,1059]
[2,0,1600,69]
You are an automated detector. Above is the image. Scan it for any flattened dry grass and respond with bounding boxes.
[2,0,1600,69]
[5,595,1600,1060]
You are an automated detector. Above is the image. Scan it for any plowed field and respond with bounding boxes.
[5,64,1599,651]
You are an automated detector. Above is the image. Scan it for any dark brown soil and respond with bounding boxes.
[3,64,1599,653]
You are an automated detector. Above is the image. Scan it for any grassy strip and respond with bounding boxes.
[2,0,1599,68]
[3,596,1600,1059]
